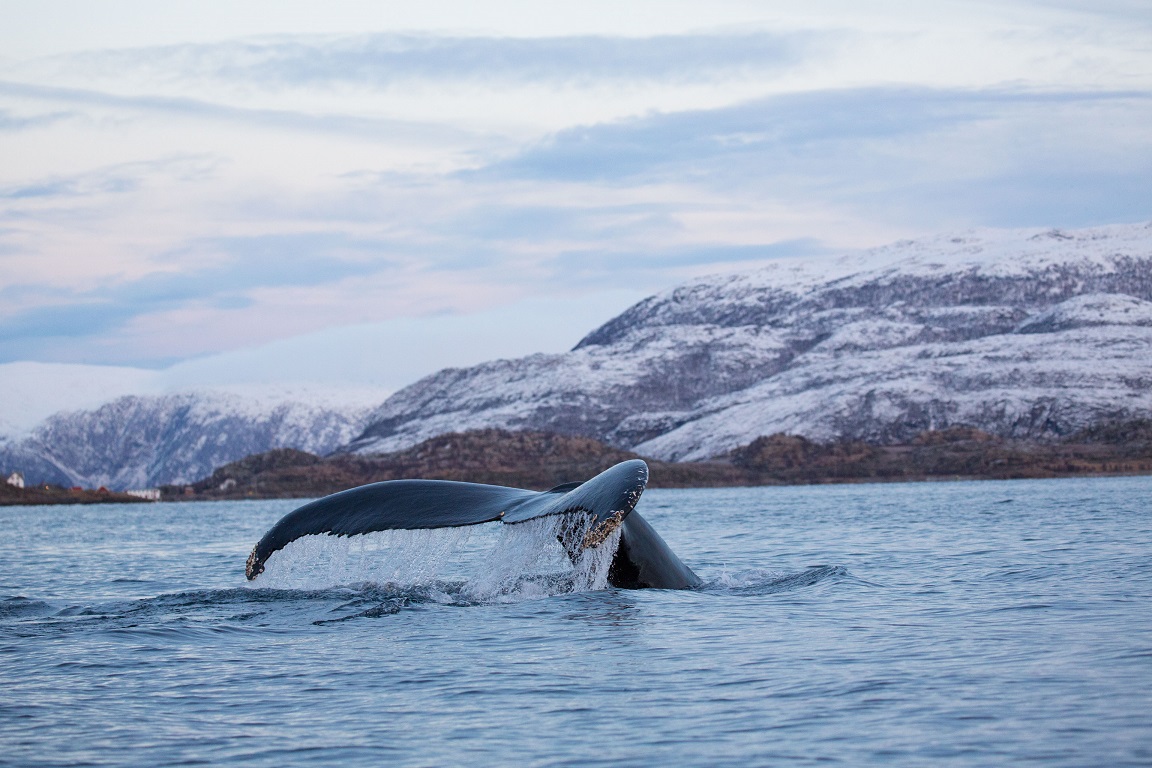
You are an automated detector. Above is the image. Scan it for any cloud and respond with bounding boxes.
[0,156,221,217]
[552,239,827,278]
[482,88,1148,181]
[1025,0,1152,23]
[0,210,832,366]
[446,201,683,244]
[0,107,72,131]
[0,231,393,353]
[479,87,1152,227]
[43,30,829,89]
[161,288,650,391]
[8,86,1147,366]
[3,37,1149,373]
[0,159,166,199]
[0,79,472,142]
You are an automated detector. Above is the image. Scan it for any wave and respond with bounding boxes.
[2,522,859,638]
[2,561,858,639]
[706,565,851,595]
[0,596,53,620]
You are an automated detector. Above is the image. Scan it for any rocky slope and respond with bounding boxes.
[173,429,751,499]
[175,421,1152,502]
[0,391,373,489]
[347,222,1152,460]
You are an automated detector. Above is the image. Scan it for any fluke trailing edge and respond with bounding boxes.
[245,459,701,589]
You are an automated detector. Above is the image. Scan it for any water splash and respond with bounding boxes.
[465,514,622,600]
[257,526,478,591]
[255,512,622,601]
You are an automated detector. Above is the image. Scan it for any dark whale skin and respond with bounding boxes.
[609,511,702,590]
[245,459,700,590]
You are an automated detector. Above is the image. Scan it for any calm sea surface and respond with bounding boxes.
[2,477,1150,766]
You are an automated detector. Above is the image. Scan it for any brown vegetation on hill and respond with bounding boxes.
[728,424,1152,483]
[0,483,151,506]
[167,429,748,500]
[163,421,1152,502]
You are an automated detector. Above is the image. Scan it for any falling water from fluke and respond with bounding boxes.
[253,512,621,601]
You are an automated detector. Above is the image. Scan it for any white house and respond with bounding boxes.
[6,471,25,489]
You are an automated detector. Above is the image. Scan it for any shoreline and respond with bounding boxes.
[0,486,153,507]
[5,465,1151,507]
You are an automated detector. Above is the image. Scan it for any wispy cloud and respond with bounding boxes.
[0,156,223,224]
[482,88,1152,182]
[0,107,72,131]
[0,231,391,352]
[0,79,477,143]
[5,84,1148,364]
[1,10,1149,376]
[549,239,829,284]
[39,31,830,88]
[478,87,1152,226]
[1025,0,1152,24]
[0,211,832,365]
[0,158,189,200]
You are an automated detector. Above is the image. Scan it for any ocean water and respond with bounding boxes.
[1,477,1150,767]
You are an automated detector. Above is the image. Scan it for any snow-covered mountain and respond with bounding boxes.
[5,221,1149,486]
[0,390,377,489]
[346,222,1152,460]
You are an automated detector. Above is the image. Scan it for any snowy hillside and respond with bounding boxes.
[0,390,377,489]
[346,222,1152,460]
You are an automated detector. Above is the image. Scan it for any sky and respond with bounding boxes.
[0,0,1149,396]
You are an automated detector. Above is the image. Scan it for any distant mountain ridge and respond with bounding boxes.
[347,222,1152,460]
[0,391,373,489]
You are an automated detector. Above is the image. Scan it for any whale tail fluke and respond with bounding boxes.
[245,459,699,590]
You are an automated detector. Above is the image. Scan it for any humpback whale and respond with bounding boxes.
[246,459,701,589]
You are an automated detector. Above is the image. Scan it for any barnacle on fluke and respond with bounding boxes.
[245,459,700,589]
[582,510,625,549]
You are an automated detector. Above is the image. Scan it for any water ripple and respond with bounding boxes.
[1,478,1151,766]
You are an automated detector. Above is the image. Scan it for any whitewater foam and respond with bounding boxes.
[254,512,623,601]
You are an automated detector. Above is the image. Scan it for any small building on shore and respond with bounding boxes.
[6,472,24,489]
[125,489,162,502]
